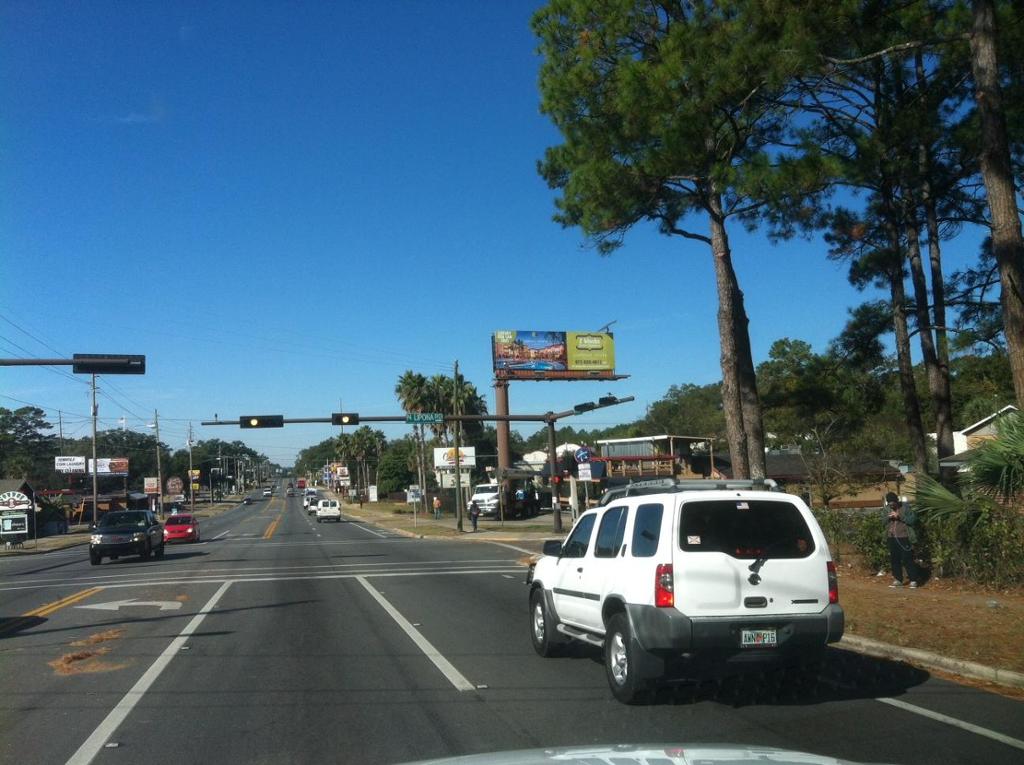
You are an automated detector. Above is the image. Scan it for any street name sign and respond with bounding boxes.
[406,412,444,424]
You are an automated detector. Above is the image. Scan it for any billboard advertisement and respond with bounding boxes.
[492,330,616,380]
[55,456,87,473]
[144,477,160,494]
[433,446,476,469]
[88,458,129,476]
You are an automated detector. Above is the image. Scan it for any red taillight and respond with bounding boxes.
[655,563,674,608]
[827,561,839,604]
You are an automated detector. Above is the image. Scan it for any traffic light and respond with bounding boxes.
[239,415,284,428]
[332,412,359,426]
[573,402,597,414]
[598,395,619,407]
[72,354,146,374]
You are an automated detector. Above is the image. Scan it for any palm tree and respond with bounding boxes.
[396,371,430,496]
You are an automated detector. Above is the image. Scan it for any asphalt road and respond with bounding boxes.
[1,488,1022,765]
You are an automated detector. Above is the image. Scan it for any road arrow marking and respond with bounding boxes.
[76,599,183,612]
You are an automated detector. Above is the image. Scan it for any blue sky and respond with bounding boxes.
[0,2,984,466]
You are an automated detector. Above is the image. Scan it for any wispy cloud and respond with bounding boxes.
[96,96,165,126]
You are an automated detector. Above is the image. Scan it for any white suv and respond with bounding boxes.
[526,479,843,703]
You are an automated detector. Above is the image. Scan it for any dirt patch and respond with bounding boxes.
[48,647,130,675]
[837,565,1024,674]
[175,594,189,602]
[71,628,125,646]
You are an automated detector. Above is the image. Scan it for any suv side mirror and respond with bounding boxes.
[542,540,563,556]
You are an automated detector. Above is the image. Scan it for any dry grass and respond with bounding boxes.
[837,565,1024,673]
[48,647,131,675]
[70,628,125,647]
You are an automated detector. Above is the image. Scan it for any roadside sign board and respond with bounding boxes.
[144,477,160,494]
[188,469,201,480]
[1,513,29,536]
[574,446,592,464]
[577,463,593,481]
[433,446,476,469]
[166,477,183,495]
[88,458,129,476]
[0,491,32,511]
[55,456,87,473]
[191,482,201,491]
[406,413,444,425]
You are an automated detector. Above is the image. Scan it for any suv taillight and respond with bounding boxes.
[655,563,674,608]
[827,561,839,604]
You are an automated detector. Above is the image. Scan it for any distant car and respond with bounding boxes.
[286,488,294,497]
[262,489,271,498]
[243,497,253,505]
[305,495,318,514]
[470,484,501,517]
[90,510,164,565]
[316,499,342,523]
[163,513,200,543]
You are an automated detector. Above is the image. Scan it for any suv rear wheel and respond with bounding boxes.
[604,613,649,704]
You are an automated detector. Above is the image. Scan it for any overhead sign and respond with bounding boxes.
[1,513,29,536]
[406,412,444,425]
[166,477,183,495]
[492,330,616,380]
[433,446,476,469]
[144,477,160,494]
[55,455,87,473]
[88,458,129,476]
[0,491,32,510]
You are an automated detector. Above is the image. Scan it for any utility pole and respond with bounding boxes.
[58,410,64,455]
[188,422,195,513]
[453,360,464,532]
[154,410,163,516]
[91,375,99,527]
[547,416,562,533]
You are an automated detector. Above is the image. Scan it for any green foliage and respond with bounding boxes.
[968,412,1024,502]
[850,510,890,574]
[376,439,416,496]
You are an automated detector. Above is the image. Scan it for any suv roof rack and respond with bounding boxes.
[597,477,779,505]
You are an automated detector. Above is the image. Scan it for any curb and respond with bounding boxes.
[0,539,89,556]
[840,633,1024,689]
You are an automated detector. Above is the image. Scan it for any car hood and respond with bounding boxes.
[403,744,887,765]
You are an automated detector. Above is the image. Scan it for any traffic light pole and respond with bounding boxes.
[201,396,635,533]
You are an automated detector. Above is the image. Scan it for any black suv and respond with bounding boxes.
[89,510,165,565]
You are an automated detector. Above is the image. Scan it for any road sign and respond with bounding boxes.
[577,463,593,481]
[406,412,443,425]
[574,446,593,464]
[1,513,29,536]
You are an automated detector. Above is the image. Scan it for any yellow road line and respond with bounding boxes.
[0,587,103,636]
[27,587,104,617]
[263,515,282,540]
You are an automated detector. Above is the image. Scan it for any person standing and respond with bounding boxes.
[432,495,442,520]
[884,492,921,588]
[469,500,480,532]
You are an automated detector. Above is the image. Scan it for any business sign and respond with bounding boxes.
[407,485,422,503]
[166,477,184,495]
[368,485,378,503]
[88,458,129,476]
[492,330,616,380]
[144,477,160,494]
[188,469,201,480]
[438,470,472,489]
[1,513,29,536]
[406,412,444,425]
[0,491,32,511]
[55,455,87,473]
[433,446,476,469]
[191,482,201,491]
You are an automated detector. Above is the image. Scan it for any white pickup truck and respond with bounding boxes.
[315,499,342,523]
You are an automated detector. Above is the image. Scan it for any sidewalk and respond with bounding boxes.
[0,497,244,557]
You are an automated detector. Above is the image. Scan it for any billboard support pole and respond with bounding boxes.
[495,379,510,495]
[453,361,464,533]
[548,416,562,533]
[91,374,99,528]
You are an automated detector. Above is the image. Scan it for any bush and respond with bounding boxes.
[917,508,1024,587]
[850,511,889,573]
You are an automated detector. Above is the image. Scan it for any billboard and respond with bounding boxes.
[433,446,476,469]
[88,458,129,476]
[55,456,87,473]
[144,477,160,494]
[492,330,616,380]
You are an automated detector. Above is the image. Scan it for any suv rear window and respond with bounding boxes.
[679,499,814,559]
[630,503,663,557]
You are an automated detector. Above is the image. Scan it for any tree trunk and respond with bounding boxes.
[707,187,755,478]
[971,0,1024,406]
[906,218,955,481]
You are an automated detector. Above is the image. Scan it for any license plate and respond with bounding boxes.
[741,629,777,647]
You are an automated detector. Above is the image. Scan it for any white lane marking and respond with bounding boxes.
[356,575,474,692]
[77,599,183,612]
[211,530,230,540]
[344,519,388,538]
[1,559,521,589]
[877,697,1024,752]
[0,568,525,593]
[484,541,540,556]
[65,580,233,765]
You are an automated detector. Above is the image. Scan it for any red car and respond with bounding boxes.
[163,514,201,543]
